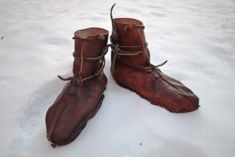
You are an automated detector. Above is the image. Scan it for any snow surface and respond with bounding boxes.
[0,0,235,156]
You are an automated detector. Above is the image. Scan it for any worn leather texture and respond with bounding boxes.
[110,5,199,113]
[45,27,109,147]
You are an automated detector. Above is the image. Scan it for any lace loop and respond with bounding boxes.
[110,35,167,76]
[58,41,109,86]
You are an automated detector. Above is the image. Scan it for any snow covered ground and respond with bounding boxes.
[0,0,235,156]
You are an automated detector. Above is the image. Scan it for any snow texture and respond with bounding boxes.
[0,0,235,156]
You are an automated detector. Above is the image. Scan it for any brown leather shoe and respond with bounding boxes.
[110,4,199,113]
[45,27,109,147]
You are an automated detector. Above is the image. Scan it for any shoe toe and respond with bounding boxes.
[162,76,200,113]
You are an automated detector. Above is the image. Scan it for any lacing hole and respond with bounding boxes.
[123,25,130,32]
[73,80,80,87]
[145,68,152,73]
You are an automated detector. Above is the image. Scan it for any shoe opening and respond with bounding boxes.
[114,18,143,25]
[74,27,109,39]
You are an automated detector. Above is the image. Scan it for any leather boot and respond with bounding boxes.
[45,27,109,147]
[110,4,199,113]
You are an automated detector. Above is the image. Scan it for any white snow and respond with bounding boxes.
[0,0,235,156]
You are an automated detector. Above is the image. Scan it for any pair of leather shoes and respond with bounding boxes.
[45,4,199,147]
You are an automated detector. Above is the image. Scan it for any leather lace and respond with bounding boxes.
[58,37,109,86]
[110,40,168,76]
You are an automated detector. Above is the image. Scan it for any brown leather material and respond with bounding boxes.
[110,4,199,113]
[45,27,109,147]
